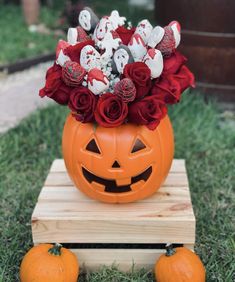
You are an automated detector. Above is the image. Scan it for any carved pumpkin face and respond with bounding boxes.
[62,114,174,203]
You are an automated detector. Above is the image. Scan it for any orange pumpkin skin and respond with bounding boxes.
[62,114,174,203]
[155,247,206,282]
[20,244,79,282]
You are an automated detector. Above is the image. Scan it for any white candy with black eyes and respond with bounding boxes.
[112,45,134,74]
[78,7,99,32]
[93,17,114,43]
[80,45,101,71]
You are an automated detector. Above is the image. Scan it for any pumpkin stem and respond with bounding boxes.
[48,243,62,256]
[165,243,176,257]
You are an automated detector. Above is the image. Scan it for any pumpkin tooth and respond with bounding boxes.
[131,180,145,191]
[116,178,132,186]
[91,181,105,192]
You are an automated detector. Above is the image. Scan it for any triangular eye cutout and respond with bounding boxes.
[86,139,101,154]
[131,139,146,153]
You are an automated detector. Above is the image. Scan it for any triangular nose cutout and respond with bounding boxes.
[112,160,121,168]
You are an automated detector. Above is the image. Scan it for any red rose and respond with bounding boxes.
[116,26,136,45]
[95,93,128,127]
[39,64,71,105]
[123,62,151,99]
[173,65,195,92]
[64,39,95,63]
[151,76,182,104]
[114,78,136,103]
[68,87,97,123]
[128,96,167,130]
[62,61,86,87]
[163,50,187,75]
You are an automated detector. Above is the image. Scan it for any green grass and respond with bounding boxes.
[0,4,62,64]
[0,92,234,281]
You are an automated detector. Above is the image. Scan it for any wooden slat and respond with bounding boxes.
[32,218,195,244]
[72,249,164,271]
[67,246,194,271]
[32,201,194,218]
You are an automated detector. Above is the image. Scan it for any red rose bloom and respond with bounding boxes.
[163,50,187,75]
[68,87,97,122]
[151,76,181,104]
[114,78,136,103]
[123,62,151,99]
[39,64,71,105]
[95,93,128,127]
[173,65,195,92]
[64,39,95,63]
[116,26,136,45]
[128,96,167,130]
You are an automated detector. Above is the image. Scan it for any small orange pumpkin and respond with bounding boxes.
[20,243,79,282]
[155,244,206,282]
[62,114,174,203]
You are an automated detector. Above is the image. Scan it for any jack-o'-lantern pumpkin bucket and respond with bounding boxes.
[39,7,194,203]
[62,114,174,203]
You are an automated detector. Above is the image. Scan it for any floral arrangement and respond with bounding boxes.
[39,7,194,130]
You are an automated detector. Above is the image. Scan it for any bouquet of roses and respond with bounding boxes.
[39,7,194,130]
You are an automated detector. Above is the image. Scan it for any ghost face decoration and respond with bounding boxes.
[87,68,109,95]
[79,10,91,31]
[143,49,163,78]
[93,17,114,42]
[80,45,101,71]
[135,19,153,44]
[128,34,147,62]
[147,26,165,48]
[112,45,134,74]
[79,7,99,32]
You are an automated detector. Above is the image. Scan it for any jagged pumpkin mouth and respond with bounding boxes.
[82,166,152,193]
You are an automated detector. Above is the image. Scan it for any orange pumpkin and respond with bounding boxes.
[20,243,79,282]
[155,244,206,282]
[62,114,174,203]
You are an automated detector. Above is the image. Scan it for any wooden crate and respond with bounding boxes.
[31,159,195,271]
